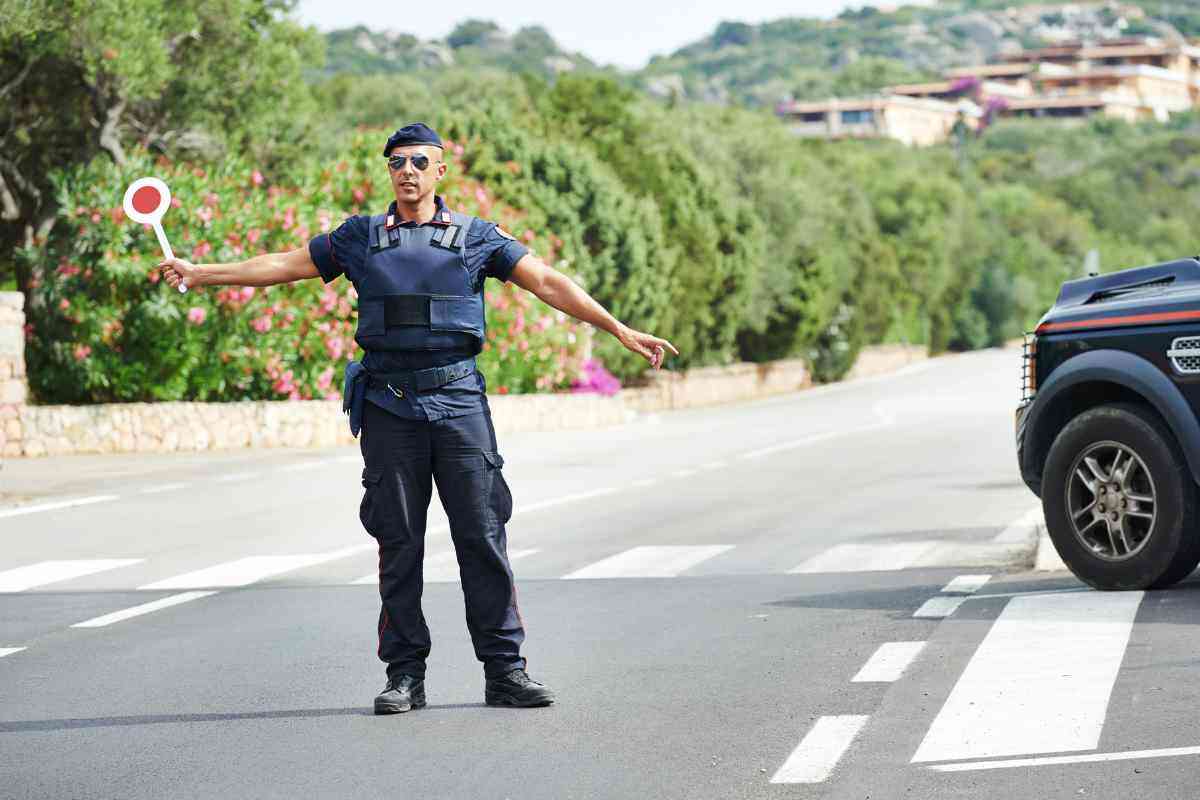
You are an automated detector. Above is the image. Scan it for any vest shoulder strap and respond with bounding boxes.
[431,211,476,251]
[368,214,392,251]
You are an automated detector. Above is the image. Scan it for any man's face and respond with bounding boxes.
[386,144,446,204]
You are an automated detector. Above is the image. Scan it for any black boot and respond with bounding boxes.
[485,669,555,707]
[374,674,426,715]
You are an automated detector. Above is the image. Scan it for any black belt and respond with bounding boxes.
[366,357,476,394]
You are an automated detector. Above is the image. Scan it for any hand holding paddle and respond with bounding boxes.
[123,177,187,293]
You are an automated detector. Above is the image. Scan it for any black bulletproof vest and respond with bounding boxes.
[353,210,485,354]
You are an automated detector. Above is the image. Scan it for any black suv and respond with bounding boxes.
[1018,257,1200,590]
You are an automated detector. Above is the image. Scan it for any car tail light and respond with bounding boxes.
[1022,333,1038,402]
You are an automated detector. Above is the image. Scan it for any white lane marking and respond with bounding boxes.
[993,505,1043,543]
[0,495,120,520]
[512,487,619,515]
[697,460,727,471]
[71,591,219,628]
[671,468,698,479]
[941,574,991,594]
[562,545,734,579]
[630,478,659,489]
[140,483,189,495]
[331,455,361,464]
[913,597,966,619]
[0,647,27,658]
[278,461,324,473]
[771,715,869,784]
[790,542,940,574]
[852,642,927,683]
[738,421,891,462]
[139,545,372,590]
[912,590,1143,763]
[216,471,260,483]
[929,745,1200,772]
[424,549,540,583]
[0,559,143,593]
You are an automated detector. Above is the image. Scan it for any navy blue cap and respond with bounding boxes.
[382,123,443,155]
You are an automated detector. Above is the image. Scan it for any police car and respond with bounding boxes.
[1017,257,1200,589]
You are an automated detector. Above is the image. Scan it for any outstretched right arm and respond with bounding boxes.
[158,246,320,290]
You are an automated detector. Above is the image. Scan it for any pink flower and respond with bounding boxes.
[239,286,255,302]
[474,187,488,205]
[317,366,334,390]
[252,170,264,186]
[187,307,207,325]
[171,197,182,209]
[247,228,261,244]
[58,298,70,310]
[283,207,295,229]
[251,316,272,333]
[352,188,365,203]
[522,230,534,243]
[325,335,344,360]
[196,206,213,223]
[192,241,212,259]
[90,212,101,223]
[203,192,219,208]
[453,143,465,157]
[73,344,91,361]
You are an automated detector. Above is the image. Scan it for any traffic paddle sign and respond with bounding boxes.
[122,177,187,293]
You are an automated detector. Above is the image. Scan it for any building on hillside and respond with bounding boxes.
[776,95,977,146]
[778,35,1200,145]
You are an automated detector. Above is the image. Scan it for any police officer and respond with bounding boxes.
[158,122,679,714]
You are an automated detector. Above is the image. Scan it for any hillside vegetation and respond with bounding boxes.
[4,2,1200,404]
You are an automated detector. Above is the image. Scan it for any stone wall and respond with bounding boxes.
[0,288,927,458]
[0,292,27,458]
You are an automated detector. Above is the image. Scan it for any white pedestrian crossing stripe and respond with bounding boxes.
[912,590,1143,763]
[561,545,733,579]
[352,549,541,585]
[789,542,939,574]
[71,591,218,628]
[138,546,370,590]
[0,559,143,592]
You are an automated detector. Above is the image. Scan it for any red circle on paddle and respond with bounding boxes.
[131,185,162,215]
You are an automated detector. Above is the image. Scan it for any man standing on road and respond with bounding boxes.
[158,122,679,714]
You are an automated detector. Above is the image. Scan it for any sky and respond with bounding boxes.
[293,1,896,69]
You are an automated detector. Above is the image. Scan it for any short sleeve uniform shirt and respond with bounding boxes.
[308,196,528,421]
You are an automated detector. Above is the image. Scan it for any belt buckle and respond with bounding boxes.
[387,383,405,399]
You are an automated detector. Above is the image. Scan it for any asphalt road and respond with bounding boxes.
[3,347,1200,799]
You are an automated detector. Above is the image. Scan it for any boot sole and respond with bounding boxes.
[485,689,554,708]
[374,697,427,715]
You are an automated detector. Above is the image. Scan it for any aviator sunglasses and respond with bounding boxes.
[387,153,439,171]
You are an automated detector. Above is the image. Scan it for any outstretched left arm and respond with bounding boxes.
[509,253,679,370]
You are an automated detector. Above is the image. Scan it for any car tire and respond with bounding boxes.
[1042,402,1198,590]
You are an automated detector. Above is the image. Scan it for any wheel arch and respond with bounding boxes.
[1022,349,1200,494]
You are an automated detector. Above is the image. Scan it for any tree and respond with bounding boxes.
[0,0,320,293]
[446,19,502,50]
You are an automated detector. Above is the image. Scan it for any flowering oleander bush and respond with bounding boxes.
[571,358,622,396]
[26,130,591,403]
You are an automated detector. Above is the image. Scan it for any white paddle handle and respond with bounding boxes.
[153,221,187,293]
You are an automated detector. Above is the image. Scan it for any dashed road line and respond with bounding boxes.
[562,545,734,579]
[913,596,966,619]
[912,590,1143,763]
[0,559,144,593]
[940,574,991,594]
[851,642,927,683]
[771,715,869,784]
[0,495,120,520]
[0,647,27,658]
[71,591,219,628]
[140,483,189,495]
[216,471,261,483]
[738,421,892,462]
